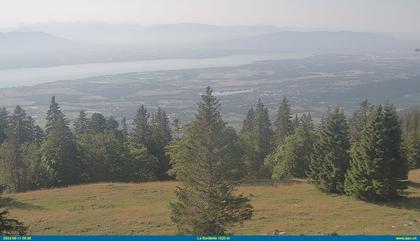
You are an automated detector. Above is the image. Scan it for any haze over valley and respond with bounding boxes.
[1,1,420,236]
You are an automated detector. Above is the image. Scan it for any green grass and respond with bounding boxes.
[2,170,420,235]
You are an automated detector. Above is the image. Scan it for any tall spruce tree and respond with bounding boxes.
[250,99,273,179]
[45,96,64,134]
[309,107,350,194]
[241,108,255,133]
[121,117,129,141]
[406,130,420,169]
[88,113,107,134]
[274,97,293,145]
[132,105,152,147]
[345,104,408,201]
[349,100,372,144]
[151,108,172,179]
[383,102,408,193]
[0,108,8,144]
[172,118,181,140]
[7,106,35,144]
[41,113,81,186]
[169,87,252,235]
[74,110,89,135]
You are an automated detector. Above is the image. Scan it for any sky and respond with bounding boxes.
[1,0,420,37]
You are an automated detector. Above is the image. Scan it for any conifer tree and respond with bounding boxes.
[383,102,408,192]
[349,100,372,144]
[151,108,172,179]
[105,116,119,132]
[0,108,8,144]
[0,204,26,235]
[266,125,313,179]
[406,131,420,169]
[250,99,273,179]
[45,96,64,134]
[345,105,408,201]
[309,107,350,194]
[88,113,107,134]
[274,97,293,145]
[121,117,129,141]
[301,112,314,131]
[172,118,181,140]
[74,110,89,135]
[292,113,300,131]
[0,138,26,192]
[7,106,35,144]
[241,108,255,133]
[132,105,151,147]
[169,87,252,235]
[32,125,45,145]
[41,114,81,186]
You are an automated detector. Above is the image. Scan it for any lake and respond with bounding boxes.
[0,52,309,89]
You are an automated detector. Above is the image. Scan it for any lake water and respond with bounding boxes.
[0,52,309,89]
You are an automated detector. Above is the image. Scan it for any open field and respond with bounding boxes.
[2,169,420,235]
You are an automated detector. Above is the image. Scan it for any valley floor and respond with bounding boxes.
[2,169,420,235]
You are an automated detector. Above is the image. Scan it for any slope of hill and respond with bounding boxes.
[2,169,420,235]
[0,31,86,54]
[22,22,281,45]
[213,31,419,53]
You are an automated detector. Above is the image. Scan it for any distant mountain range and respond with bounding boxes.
[0,23,418,69]
[211,31,418,53]
[19,22,281,45]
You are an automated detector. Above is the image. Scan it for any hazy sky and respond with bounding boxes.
[1,0,420,37]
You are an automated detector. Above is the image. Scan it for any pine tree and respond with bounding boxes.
[132,105,151,147]
[32,125,45,145]
[150,108,172,179]
[0,138,27,192]
[74,110,89,135]
[121,117,129,141]
[274,97,293,145]
[266,125,314,179]
[349,100,372,144]
[105,116,119,131]
[406,130,420,169]
[309,107,350,194]
[45,96,64,134]
[169,87,252,235]
[41,114,81,186]
[301,112,314,131]
[292,113,300,131]
[88,113,107,134]
[0,108,8,144]
[0,204,26,235]
[241,108,255,133]
[7,106,35,144]
[345,104,408,201]
[249,99,273,179]
[383,102,408,193]
[172,118,181,140]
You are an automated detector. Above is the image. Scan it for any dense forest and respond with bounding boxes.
[0,87,419,235]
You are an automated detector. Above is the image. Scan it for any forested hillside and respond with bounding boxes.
[1,87,418,235]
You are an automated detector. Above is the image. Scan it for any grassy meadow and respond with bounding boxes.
[2,169,420,236]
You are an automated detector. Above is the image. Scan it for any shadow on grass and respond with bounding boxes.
[242,178,307,187]
[383,196,420,211]
[0,197,44,210]
[379,181,420,211]
[408,181,420,189]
